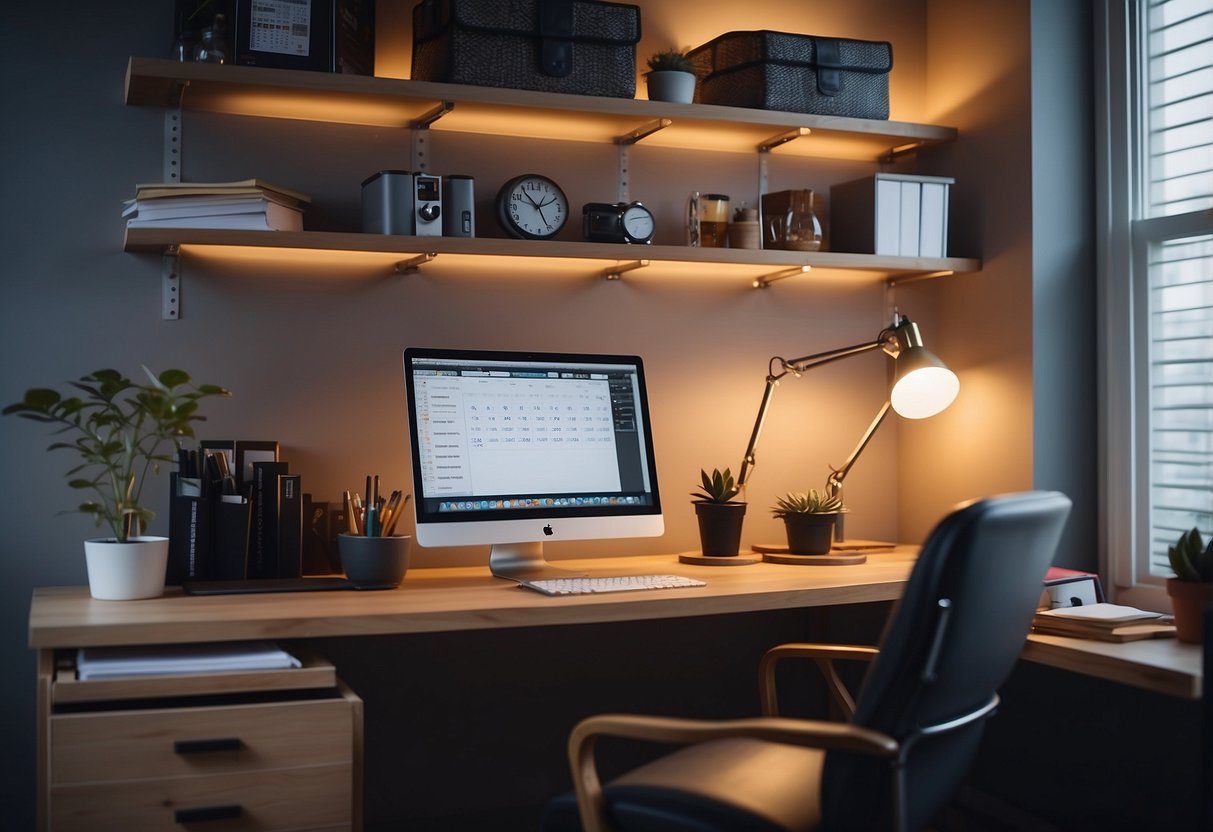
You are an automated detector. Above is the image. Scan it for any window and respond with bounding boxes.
[1099,0,1213,607]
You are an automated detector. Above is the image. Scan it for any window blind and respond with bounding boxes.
[1144,0,1213,573]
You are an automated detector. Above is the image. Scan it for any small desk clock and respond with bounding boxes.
[583,201,655,244]
[496,174,569,239]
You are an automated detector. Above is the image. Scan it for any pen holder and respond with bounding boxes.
[338,533,411,590]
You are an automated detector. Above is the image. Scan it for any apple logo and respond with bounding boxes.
[543,524,554,536]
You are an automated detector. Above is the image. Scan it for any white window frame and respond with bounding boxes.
[1097,0,1213,609]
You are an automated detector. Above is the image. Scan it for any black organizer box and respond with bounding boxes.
[411,0,641,98]
[688,30,893,120]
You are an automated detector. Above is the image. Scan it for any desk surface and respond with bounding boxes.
[1023,632,1203,700]
[29,549,918,650]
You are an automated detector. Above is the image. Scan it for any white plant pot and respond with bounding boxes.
[83,537,169,600]
[646,71,696,103]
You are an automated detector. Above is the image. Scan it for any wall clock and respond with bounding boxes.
[496,174,569,240]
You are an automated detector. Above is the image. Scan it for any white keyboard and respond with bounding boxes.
[519,574,706,596]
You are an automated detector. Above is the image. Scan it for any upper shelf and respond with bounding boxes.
[125,57,958,161]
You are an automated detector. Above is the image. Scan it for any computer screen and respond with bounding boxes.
[403,347,664,580]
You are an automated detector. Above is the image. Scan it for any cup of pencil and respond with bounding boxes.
[338,477,411,589]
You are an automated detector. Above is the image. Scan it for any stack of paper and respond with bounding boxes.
[76,641,301,679]
[1032,603,1175,642]
[123,179,310,231]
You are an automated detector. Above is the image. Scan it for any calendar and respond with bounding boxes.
[249,0,313,57]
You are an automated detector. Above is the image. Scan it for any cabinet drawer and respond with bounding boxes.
[52,696,352,785]
[50,762,351,832]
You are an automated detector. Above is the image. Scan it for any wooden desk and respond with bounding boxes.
[29,549,918,650]
[30,549,916,831]
[1023,632,1202,700]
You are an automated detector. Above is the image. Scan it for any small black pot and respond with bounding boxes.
[694,502,747,556]
[781,513,838,555]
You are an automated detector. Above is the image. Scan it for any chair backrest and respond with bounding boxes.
[821,491,1072,831]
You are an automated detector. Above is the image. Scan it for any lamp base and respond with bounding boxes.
[755,546,867,565]
[678,552,762,566]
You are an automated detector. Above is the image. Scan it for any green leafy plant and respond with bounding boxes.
[691,468,740,504]
[646,48,694,74]
[771,489,846,518]
[4,368,231,542]
[1167,527,1213,582]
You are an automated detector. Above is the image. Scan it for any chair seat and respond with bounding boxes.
[577,737,826,832]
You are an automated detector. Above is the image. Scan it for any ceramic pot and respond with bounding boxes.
[694,502,747,557]
[83,537,170,600]
[1166,578,1213,643]
[781,514,838,556]
[646,71,696,103]
[338,534,411,589]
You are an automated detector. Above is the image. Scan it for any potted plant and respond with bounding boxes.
[645,48,696,104]
[771,489,846,556]
[4,368,230,600]
[691,468,746,556]
[1166,527,1213,643]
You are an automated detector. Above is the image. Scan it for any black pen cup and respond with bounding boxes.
[338,533,410,589]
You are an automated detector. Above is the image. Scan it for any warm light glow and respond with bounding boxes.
[890,364,960,419]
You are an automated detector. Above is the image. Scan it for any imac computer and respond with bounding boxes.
[402,347,664,581]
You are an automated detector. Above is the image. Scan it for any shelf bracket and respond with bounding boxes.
[162,245,181,320]
[395,252,437,274]
[752,264,811,289]
[614,119,670,204]
[885,270,954,288]
[410,101,455,171]
[602,259,650,281]
[163,107,184,183]
[879,141,926,165]
[758,127,811,153]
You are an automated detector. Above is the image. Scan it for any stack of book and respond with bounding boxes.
[1032,603,1175,642]
[123,179,310,231]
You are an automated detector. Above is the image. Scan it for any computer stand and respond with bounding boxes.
[489,542,588,582]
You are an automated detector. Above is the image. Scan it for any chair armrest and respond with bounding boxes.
[568,713,898,832]
[759,643,879,717]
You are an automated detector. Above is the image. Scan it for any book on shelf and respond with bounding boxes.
[122,179,310,232]
[131,178,311,205]
[1032,602,1175,642]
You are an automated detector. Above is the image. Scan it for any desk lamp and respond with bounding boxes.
[737,313,959,549]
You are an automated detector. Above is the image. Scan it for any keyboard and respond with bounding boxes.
[518,574,706,596]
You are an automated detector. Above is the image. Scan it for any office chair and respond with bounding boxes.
[544,490,1072,832]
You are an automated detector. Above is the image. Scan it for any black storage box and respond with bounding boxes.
[233,0,375,75]
[411,0,641,98]
[688,30,892,119]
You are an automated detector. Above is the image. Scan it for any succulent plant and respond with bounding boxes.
[771,489,846,518]
[691,468,741,504]
[1167,527,1213,582]
[647,48,694,74]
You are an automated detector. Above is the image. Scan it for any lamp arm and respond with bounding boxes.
[826,400,893,495]
[737,339,887,490]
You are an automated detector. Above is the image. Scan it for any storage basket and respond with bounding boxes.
[411,0,640,98]
[688,30,892,119]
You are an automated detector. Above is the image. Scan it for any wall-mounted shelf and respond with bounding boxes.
[125,227,980,287]
[125,57,957,161]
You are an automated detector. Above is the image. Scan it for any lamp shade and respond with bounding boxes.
[890,346,960,418]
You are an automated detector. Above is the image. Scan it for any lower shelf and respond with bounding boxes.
[124,227,981,287]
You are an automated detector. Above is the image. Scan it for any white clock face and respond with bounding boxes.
[498,175,568,239]
[622,204,655,241]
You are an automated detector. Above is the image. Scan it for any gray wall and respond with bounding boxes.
[0,0,1097,827]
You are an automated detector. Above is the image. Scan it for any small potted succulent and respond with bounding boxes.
[645,47,696,104]
[4,368,230,599]
[1166,527,1213,643]
[771,489,846,556]
[691,467,746,556]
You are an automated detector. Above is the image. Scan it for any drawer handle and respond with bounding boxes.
[174,804,242,823]
[173,737,243,754]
